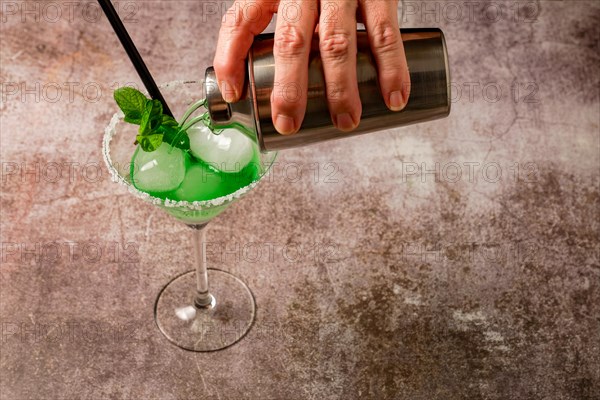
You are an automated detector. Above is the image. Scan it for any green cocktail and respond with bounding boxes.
[129,121,263,224]
[103,81,276,351]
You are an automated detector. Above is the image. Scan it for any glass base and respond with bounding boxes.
[154,269,256,351]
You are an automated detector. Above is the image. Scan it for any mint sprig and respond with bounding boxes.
[113,87,191,152]
[114,87,146,125]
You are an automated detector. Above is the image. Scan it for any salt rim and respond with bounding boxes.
[103,101,276,211]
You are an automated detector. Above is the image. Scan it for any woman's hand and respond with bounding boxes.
[213,0,410,134]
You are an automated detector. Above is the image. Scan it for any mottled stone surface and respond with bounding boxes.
[1,1,599,399]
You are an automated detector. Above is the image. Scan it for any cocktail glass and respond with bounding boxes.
[103,80,276,351]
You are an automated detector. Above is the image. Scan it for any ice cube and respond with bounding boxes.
[188,124,255,173]
[132,142,186,193]
[170,163,226,202]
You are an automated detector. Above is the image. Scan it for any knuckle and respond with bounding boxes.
[271,96,294,114]
[271,95,302,118]
[327,84,360,110]
[272,81,304,107]
[319,30,353,61]
[371,21,400,53]
[274,25,307,60]
[212,58,235,77]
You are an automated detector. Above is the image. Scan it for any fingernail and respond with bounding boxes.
[274,114,296,135]
[389,90,406,111]
[219,80,237,103]
[335,113,356,132]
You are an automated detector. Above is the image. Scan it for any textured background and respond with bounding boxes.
[1,1,599,399]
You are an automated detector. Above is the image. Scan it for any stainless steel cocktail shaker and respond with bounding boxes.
[205,28,450,152]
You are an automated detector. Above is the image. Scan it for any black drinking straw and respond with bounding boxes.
[97,0,174,118]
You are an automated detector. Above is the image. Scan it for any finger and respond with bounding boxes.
[359,0,410,111]
[319,0,361,132]
[271,0,318,135]
[213,0,276,102]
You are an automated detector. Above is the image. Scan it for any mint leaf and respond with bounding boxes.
[147,99,163,116]
[113,88,196,153]
[139,100,163,135]
[114,87,147,117]
[124,110,143,125]
[136,133,164,152]
[161,114,178,127]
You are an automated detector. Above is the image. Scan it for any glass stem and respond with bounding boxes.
[192,225,213,308]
